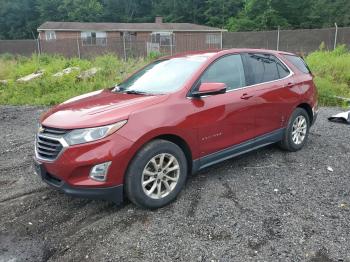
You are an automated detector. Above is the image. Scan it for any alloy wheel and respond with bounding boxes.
[141,153,180,199]
[292,115,307,145]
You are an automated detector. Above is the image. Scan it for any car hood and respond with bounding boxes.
[41,89,168,129]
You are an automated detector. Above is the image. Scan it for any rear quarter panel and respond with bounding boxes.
[278,54,318,122]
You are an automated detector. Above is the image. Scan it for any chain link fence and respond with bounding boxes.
[39,34,221,58]
[0,33,221,59]
[223,26,350,54]
[1,27,349,58]
[0,39,40,56]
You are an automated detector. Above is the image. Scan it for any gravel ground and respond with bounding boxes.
[0,106,349,262]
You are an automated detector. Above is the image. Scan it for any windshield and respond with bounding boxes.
[115,56,208,94]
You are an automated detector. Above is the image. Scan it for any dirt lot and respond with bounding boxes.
[0,106,349,262]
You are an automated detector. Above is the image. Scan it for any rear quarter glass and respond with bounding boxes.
[283,54,311,74]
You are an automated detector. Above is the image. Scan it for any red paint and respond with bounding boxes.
[36,48,318,189]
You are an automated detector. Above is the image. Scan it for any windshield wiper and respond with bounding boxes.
[112,85,123,92]
[124,90,149,95]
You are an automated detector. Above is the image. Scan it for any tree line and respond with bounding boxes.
[0,0,349,39]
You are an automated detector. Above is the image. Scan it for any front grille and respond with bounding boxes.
[41,125,69,136]
[36,135,64,160]
[35,126,69,161]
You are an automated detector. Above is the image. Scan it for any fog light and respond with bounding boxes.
[89,162,111,182]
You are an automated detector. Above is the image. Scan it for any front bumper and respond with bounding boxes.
[34,131,133,188]
[33,158,124,204]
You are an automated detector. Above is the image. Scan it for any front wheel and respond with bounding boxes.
[125,139,188,209]
[279,107,310,151]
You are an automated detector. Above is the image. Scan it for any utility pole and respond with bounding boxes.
[76,36,81,59]
[334,23,338,50]
[123,33,127,61]
[277,26,280,51]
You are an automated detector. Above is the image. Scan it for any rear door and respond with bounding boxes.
[190,54,256,157]
[241,53,299,137]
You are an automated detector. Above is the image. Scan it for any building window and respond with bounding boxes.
[45,31,56,41]
[151,32,174,46]
[121,32,137,41]
[81,31,107,46]
[206,34,220,45]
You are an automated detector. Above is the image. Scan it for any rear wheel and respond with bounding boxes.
[279,107,310,151]
[125,139,187,209]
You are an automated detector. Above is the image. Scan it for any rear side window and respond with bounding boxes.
[243,53,290,85]
[283,54,311,74]
[277,63,290,79]
[201,54,246,91]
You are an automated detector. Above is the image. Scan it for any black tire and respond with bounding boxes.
[125,139,188,209]
[279,107,310,152]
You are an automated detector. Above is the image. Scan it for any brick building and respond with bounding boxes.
[37,17,226,57]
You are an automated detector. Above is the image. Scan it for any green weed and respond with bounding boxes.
[0,54,148,105]
[0,48,349,106]
[306,45,350,106]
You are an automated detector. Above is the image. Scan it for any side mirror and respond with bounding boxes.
[192,82,227,97]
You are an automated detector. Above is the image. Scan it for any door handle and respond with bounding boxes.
[240,93,253,100]
[284,82,294,88]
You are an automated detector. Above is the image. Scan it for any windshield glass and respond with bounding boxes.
[115,56,208,94]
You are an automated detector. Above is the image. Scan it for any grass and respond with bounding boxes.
[0,53,150,105]
[0,47,349,106]
[306,45,350,106]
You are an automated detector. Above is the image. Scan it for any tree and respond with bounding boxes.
[101,0,154,22]
[226,0,289,31]
[37,0,65,22]
[58,0,103,22]
[226,15,256,31]
[305,0,350,28]
[271,0,311,28]
[1,0,350,39]
[153,0,203,23]
[204,0,244,28]
[0,0,39,39]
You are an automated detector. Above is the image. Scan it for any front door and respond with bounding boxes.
[190,54,256,157]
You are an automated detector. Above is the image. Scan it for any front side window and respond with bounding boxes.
[81,31,107,46]
[200,54,246,91]
[243,53,290,85]
[115,56,208,94]
[45,31,56,41]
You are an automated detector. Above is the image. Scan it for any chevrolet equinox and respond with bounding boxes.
[34,49,318,209]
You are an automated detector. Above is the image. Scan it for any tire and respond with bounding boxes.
[125,139,188,209]
[279,107,310,152]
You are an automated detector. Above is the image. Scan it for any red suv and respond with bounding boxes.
[34,49,318,209]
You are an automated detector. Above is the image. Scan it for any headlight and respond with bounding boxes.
[64,120,127,145]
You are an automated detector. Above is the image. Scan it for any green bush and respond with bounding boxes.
[306,45,350,106]
[0,53,15,61]
[147,51,162,60]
